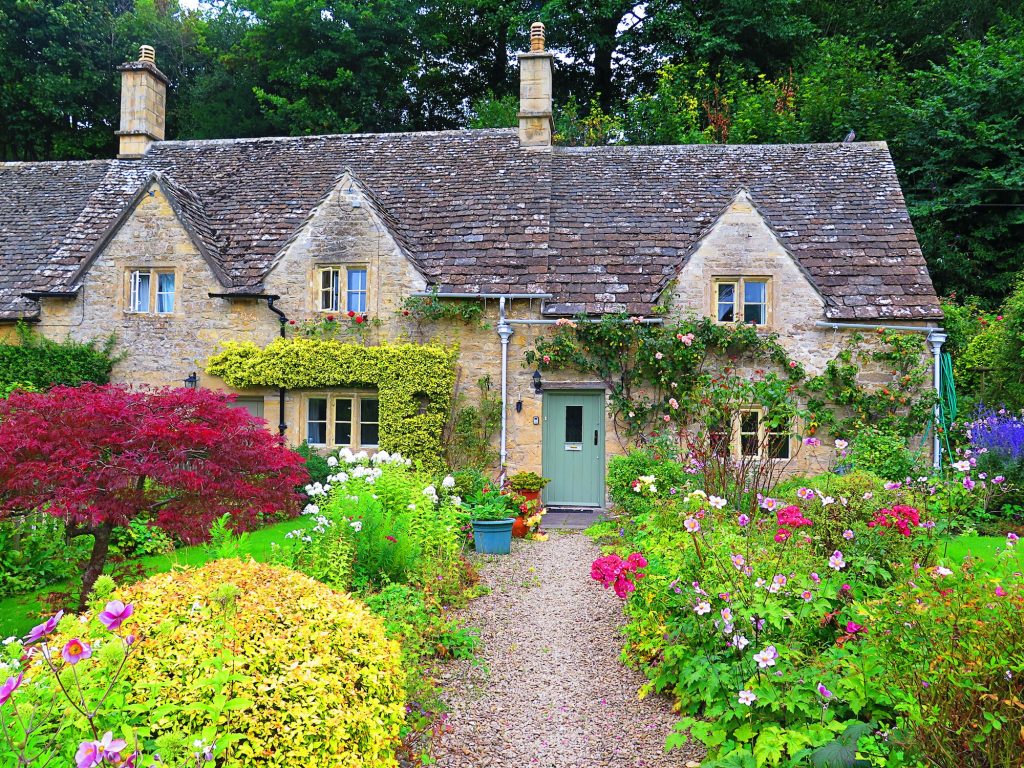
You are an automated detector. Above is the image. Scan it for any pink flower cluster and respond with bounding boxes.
[591,552,648,598]
[868,505,921,537]
[774,505,812,542]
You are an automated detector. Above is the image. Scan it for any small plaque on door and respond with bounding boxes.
[564,443,582,451]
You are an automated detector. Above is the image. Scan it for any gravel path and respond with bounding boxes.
[432,532,702,768]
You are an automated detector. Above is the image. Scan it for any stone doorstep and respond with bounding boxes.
[543,508,607,529]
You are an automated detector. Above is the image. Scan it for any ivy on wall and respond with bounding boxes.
[206,338,458,472]
[0,323,120,396]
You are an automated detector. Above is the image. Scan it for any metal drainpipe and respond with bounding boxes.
[497,297,513,473]
[265,296,289,437]
[928,330,948,469]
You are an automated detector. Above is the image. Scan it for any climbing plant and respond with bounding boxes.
[443,375,501,471]
[0,322,120,394]
[803,329,934,439]
[526,315,802,441]
[525,315,934,446]
[400,290,484,324]
[206,338,458,472]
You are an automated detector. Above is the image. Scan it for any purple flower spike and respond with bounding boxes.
[0,673,23,707]
[817,682,833,698]
[24,610,63,644]
[61,639,92,665]
[98,601,134,632]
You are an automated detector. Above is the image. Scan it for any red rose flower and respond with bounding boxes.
[355,316,365,324]
[326,314,335,321]
[347,310,355,318]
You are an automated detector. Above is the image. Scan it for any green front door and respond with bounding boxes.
[542,390,605,507]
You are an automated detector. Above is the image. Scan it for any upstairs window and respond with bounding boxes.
[714,278,769,325]
[128,269,175,314]
[347,268,367,313]
[319,266,368,313]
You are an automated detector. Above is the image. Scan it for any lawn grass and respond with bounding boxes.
[939,534,1019,565]
[0,517,309,638]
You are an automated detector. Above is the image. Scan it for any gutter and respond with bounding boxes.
[815,320,947,469]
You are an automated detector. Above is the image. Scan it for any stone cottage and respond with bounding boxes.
[0,30,945,508]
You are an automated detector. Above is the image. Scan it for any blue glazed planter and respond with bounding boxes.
[472,518,515,555]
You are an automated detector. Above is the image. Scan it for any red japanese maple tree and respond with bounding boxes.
[0,384,308,608]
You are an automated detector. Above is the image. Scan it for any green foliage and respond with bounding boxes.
[444,375,501,471]
[292,440,332,486]
[401,290,484,325]
[206,338,457,472]
[0,514,88,596]
[464,484,516,522]
[902,18,1024,304]
[607,449,691,516]
[848,428,920,481]
[109,515,175,559]
[0,323,119,392]
[600,465,1021,767]
[506,471,549,492]
[804,331,934,440]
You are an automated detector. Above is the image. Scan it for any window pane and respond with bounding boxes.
[133,271,150,312]
[360,398,379,446]
[768,433,790,459]
[307,398,327,445]
[743,302,765,324]
[717,283,735,322]
[347,268,367,313]
[740,411,759,433]
[744,281,766,305]
[334,398,353,445]
[321,269,339,311]
[156,272,175,314]
[565,405,583,443]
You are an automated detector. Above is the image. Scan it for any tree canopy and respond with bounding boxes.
[1,0,1021,304]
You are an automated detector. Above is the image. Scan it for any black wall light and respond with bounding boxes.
[184,371,198,389]
[532,370,542,394]
[515,400,523,413]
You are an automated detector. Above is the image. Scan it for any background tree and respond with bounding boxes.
[0,384,308,608]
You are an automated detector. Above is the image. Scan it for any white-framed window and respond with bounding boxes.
[708,409,792,461]
[714,277,769,325]
[128,269,175,314]
[319,266,368,313]
[306,392,379,448]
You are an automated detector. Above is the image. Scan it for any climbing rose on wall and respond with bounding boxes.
[0,384,308,608]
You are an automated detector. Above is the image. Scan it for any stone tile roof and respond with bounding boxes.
[0,130,942,321]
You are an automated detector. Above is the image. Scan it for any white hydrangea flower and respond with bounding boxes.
[326,456,339,467]
[350,520,362,532]
[303,504,319,516]
[442,475,456,489]
[451,495,462,507]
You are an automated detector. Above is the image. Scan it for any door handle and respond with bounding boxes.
[594,429,598,446]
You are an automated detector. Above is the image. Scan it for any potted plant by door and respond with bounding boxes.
[507,471,550,504]
[467,485,517,555]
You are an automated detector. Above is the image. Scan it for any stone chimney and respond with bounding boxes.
[518,22,553,148]
[116,45,169,158]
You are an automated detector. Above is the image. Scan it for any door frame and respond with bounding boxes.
[541,387,606,507]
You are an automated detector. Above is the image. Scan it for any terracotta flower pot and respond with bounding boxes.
[512,515,529,538]
[518,489,542,504]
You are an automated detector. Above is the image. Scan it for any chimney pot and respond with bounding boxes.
[138,45,156,63]
[530,22,545,52]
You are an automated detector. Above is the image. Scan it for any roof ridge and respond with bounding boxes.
[155,127,517,148]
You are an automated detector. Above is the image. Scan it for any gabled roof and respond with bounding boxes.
[0,130,942,321]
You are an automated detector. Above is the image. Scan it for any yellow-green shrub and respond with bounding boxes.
[120,559,405,767]
[206,339,457,472]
